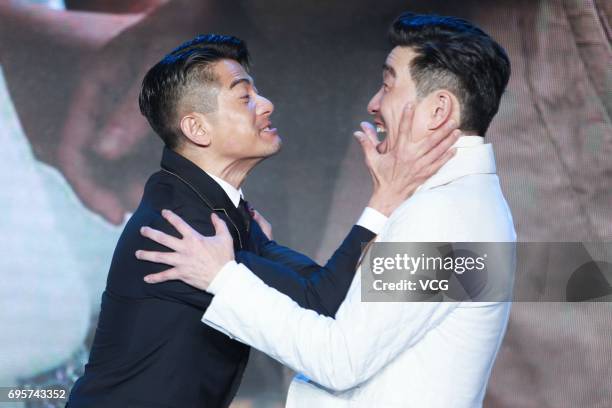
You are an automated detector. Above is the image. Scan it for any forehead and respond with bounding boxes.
[212,59,252,87]
[384,46,417,77]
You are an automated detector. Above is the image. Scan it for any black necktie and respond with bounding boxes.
[237,198,251,232]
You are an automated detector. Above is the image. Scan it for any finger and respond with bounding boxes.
[359,121,380,147]
[251,209,263,223]
[211,213,231,238]
[140,226,183,250]
[422,148,457,176]
[161,209,193,238]
[58,88,127,225]
[135,249,180,266]
[417,129,461,168]
[417,120,459,156]
[354,124,380,165]
[94,84,149,160]
[247,203,255,216]
[395,102,415,150]
[143,268,180,284]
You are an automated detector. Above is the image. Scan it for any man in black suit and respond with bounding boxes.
[67,34,454,407]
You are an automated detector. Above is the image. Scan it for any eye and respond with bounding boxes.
[241,94,250,103]
[383,83,390,92]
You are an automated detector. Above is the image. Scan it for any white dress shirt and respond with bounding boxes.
[208,174,244,208]
[202,136,516,407]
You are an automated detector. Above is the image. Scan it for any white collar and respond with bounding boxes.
[208,174,243,208]
[452,135,484,148]
[416,135,496,192]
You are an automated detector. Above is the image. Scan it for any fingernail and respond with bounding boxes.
[135,250,141,258]
[354,131,364,140]
[140,227,146,234]
[161,209,169,216]
[144,276,151,283]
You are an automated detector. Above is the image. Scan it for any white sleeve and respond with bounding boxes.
[207,260,242,295]
[202,200,459,391]
[355,207,388,234]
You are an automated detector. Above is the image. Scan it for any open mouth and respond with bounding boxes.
[375,121,387,134]
[259,123,279,137]
[261,126,277,133]
[260,121,276,132]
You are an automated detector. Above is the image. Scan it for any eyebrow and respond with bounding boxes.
[382,63,396,78]
[229,77,253,90]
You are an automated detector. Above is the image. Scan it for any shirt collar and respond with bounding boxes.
[208,174,243,208]
[416,135,496,192]
[159,147,239,211]
[452,135,484,148]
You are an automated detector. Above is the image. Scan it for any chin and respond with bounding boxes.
[256,139,282,159]
[268,135,283,153]
[268,144,282,157]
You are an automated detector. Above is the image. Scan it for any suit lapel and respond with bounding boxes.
[159,148,250,250]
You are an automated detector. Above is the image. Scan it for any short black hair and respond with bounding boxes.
[139,34,250,149]
[389,13,510,136]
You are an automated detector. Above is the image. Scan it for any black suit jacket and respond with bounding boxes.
[67,148,374,408]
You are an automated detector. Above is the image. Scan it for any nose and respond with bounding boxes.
[367,88,382,115]
[256,94,274,117]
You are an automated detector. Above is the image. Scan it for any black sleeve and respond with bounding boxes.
[236,222,375,317]
[142,204,374,318]
[138,206,216,311]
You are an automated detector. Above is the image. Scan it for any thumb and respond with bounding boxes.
[211,213,230,237]
[360,121,380,146]
[354,122,379,162]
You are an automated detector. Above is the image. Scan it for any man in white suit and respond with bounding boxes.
[138,12,516,407]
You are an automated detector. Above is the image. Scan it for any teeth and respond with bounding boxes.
[376,125,386,134]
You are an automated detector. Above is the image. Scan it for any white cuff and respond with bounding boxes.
[207,260,240,295]
[202,262,262,342]
[356,207,388,234]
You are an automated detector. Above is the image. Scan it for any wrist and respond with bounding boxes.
[368,192,400,217]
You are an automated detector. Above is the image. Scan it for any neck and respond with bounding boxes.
[176,147,259,189]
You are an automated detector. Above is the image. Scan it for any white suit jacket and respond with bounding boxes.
[203,136,517,407]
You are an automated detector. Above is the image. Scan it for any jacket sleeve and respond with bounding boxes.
[203,266,458,391]
[235,223,375,317]
[202,201,461,391]
[143,202,374,317]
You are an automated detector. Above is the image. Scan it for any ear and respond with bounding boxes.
[427,90,456,130]
[179,113,212,147]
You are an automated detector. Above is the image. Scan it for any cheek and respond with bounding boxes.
[225,107,257,133]
[410,108,431,141]
[380,97,404,134]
